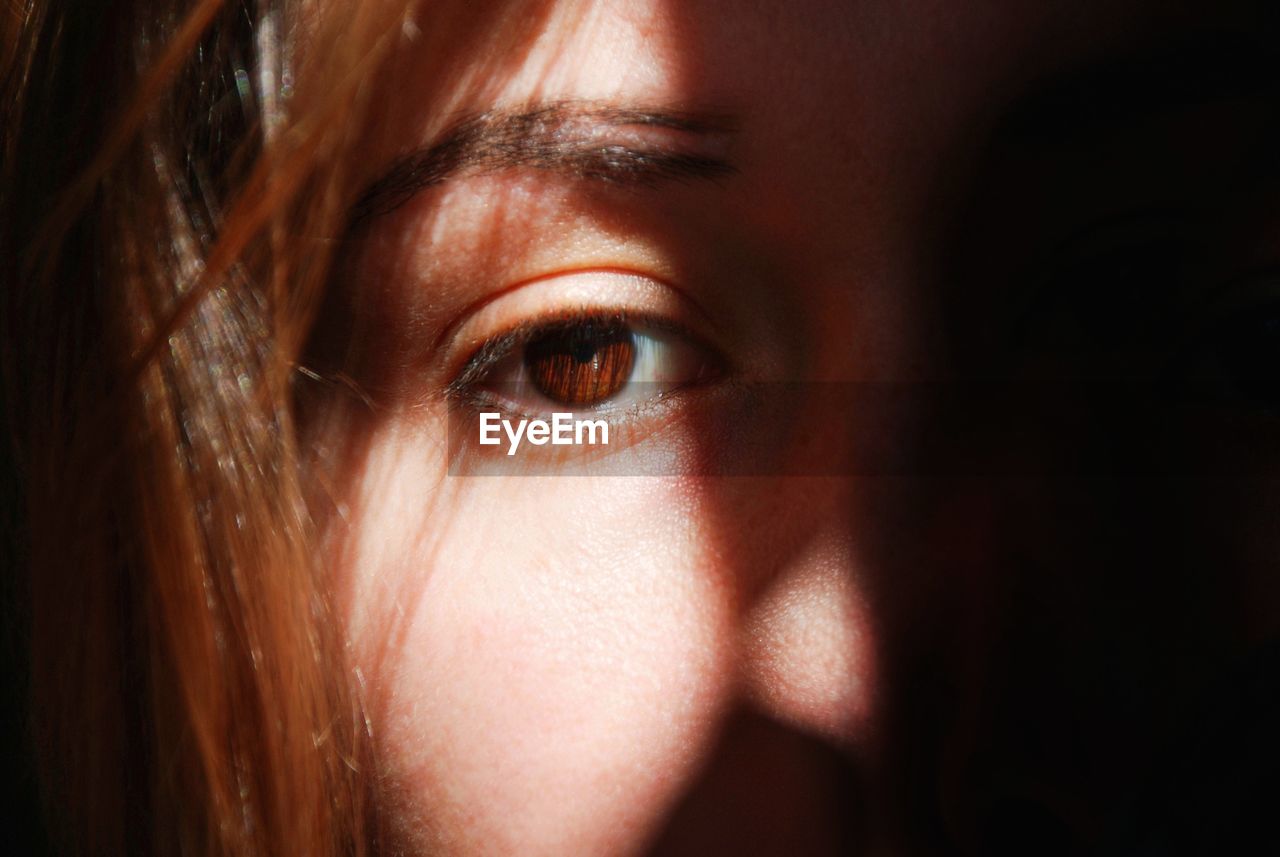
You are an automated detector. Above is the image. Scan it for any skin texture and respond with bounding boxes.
[320,1,1280,853]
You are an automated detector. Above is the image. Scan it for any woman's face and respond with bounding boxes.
[327,0,1280,853]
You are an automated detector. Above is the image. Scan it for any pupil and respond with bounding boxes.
[525,321,636,405]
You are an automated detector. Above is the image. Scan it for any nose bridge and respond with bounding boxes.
[735,507,877,745]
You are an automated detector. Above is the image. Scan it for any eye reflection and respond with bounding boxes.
[454,310,722,420]
[525,319,636,406]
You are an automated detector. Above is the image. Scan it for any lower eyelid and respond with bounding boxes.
[448,383,711,471]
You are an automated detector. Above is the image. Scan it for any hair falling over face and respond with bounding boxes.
[0,0,444,853]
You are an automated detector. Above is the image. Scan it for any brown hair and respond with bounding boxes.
[0,0,435,852]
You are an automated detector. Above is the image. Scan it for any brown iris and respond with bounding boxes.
[524,320,636,406]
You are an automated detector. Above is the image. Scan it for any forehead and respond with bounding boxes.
[375,0,1194,134]
[340,0,1268,355]
[351,0,1243,223]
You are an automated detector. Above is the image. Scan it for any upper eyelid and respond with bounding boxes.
[431,267,715,358]
[435,269,720,381]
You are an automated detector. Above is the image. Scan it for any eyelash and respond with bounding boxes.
[446,308,724,422]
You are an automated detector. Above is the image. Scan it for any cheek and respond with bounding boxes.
[340,428,737,855]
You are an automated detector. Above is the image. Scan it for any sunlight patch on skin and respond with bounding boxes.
[739,537,876,744]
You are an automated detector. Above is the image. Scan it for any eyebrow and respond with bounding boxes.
[349,101,738,225]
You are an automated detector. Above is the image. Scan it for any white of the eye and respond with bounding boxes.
[500,326,697,413]
[602,329,696,409]
[629,329,694,385]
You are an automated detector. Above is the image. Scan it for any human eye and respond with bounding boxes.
[442,271,726,464]
[453,311,719,413]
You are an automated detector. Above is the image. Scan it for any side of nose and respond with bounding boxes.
[645,488,880,857]
[736,529,876,745]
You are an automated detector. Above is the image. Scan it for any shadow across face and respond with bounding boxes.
[646,4,1280,855]
[645,706,867,857]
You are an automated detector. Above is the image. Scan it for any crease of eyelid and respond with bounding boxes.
[348,100,740,226]
[429,266,719,372]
